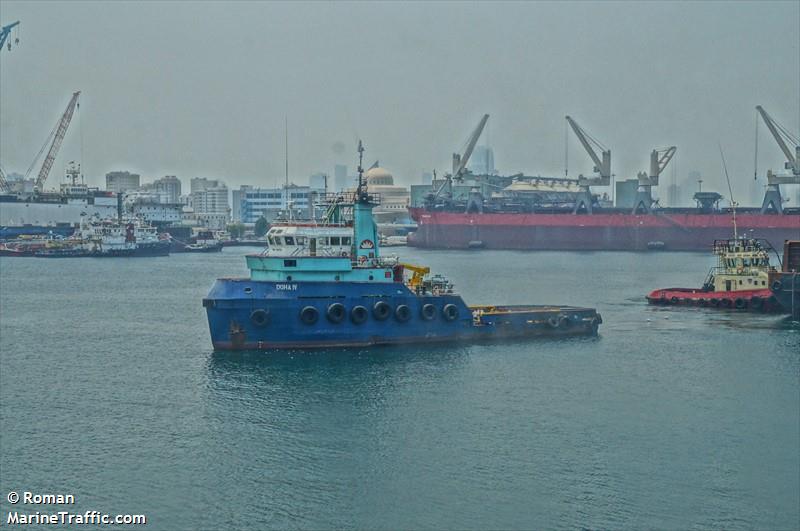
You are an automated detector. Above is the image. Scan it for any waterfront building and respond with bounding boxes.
[153,175,182,204]
[190,184,230,229]
[310,173,328,192]
[363,166,410,223]
[190,177,224,194]
[334,164,348,192]
[105,171,140,193]
[236,184,326,223]
[469,146,496,175]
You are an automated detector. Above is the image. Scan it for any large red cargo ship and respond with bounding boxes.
[408,208,800,251]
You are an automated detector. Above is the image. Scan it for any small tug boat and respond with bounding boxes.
[203,143,602,350]
[646,238,784,312]
[769,240,800,319]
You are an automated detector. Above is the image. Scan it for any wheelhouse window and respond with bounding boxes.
[330,236,341,245]
[284,236,295,245]
[342,236,351,245]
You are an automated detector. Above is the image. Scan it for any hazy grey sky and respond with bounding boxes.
[1,1,798,204]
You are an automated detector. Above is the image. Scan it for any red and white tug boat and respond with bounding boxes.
[647,238,784,313]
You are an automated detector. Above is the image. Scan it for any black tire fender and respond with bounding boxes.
[395,304,411,322]
[250,309,270,327]
[300,306,319,325]
[326,303,346,323]
[351,305,368,325]
[373,301,391,321]
[442,304,459,321]
[421,303,436,320]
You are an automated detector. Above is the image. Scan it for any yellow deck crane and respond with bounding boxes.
[399,263,430,291]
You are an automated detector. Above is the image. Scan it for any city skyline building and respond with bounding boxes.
[105,171,140,193]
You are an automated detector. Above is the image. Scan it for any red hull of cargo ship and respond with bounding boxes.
[408,209,800,251]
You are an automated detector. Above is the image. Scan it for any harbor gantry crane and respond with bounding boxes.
[565,115,611,214]
[0,21,20,52]
[632,146,677,214]
[756,105,800,214]
[426,114,490,209]
[28,91,81,193]
[0,166,10,193]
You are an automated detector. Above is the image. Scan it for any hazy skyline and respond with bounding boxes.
[1,1,798,205]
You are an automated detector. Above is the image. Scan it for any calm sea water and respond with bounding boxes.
[1,248,798,530]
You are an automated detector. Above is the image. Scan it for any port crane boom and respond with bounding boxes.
[0,21,20,52]
[632,145,677,214]
[34,91,81,192]
[565,115,610,213]
[649,146,677,185]
[756,105,799,176]
[452,113,490,179]
[755,105,800,213]
[428,114,490,206]
[0,166,9,192]
[565,116,611,185]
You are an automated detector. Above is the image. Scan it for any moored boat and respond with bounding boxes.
[646,238,784,312]
[203,143,602,350]
[769,240,800,319]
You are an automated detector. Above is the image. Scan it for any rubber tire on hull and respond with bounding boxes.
[300,306,319,325]
[395,304,411,322]
[442,304,459,321]
[250,309,270,327]
[735,298,747,310]
[421,304,436,320]
[351,305,368,325]
[327,303,346,323]
[373,301,391,321]
[558,315,572,329]
[751,296,763,310]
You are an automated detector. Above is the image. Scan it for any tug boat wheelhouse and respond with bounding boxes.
[646,238,784,312]
[203,142,602,350]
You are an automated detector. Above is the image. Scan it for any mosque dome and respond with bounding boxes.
[365,167,394,186]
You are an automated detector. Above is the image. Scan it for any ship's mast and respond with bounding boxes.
[356,139,366,203]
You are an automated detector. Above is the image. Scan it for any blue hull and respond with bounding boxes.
[203,279,601,350]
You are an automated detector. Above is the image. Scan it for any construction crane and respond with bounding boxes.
[756,105,800,214]
[31,91,81,192]
[565,115,611,213]
[0,166,9,192]
[632,146,677,214]
[0,21,20,52]
[426,114,490,206]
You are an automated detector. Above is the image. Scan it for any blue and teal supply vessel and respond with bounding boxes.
[204,142,602,349]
